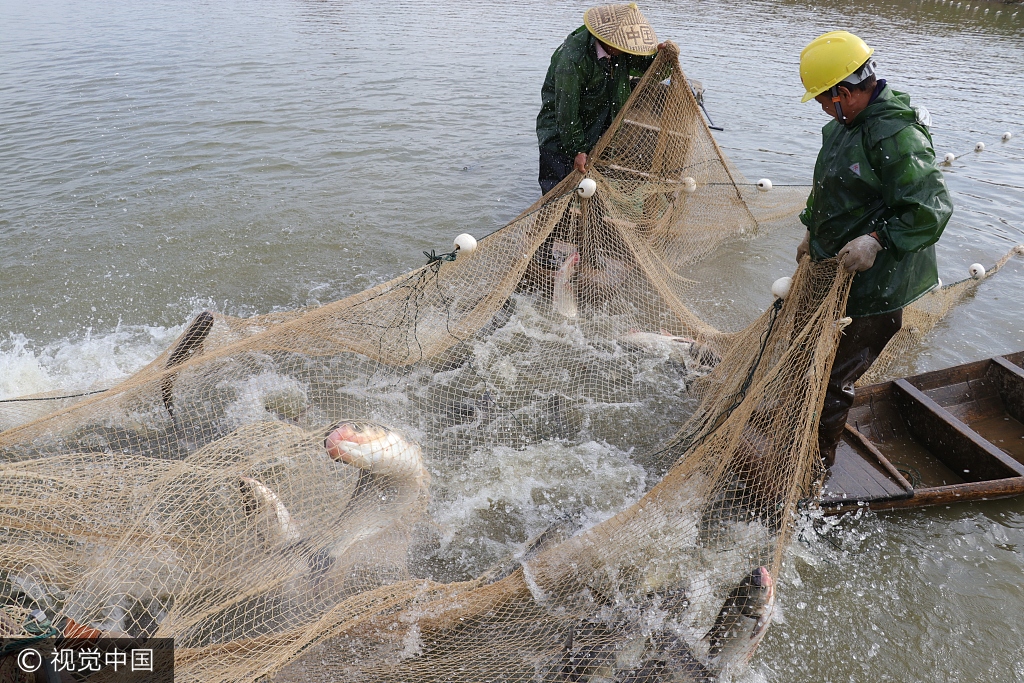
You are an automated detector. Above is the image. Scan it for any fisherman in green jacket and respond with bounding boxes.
[537,3,661,194]
[797,31,953,466]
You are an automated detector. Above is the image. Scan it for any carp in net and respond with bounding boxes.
[0,42,997,682]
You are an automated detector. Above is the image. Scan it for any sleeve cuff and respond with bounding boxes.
[871,228,890,250]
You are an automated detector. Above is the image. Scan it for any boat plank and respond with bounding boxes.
[844,425,914,491]
[824,477,1024,515]
[941,394,1007,424]
[1003,351,1024,369]
[993,356,1024,425]
[822,438,906,503]
[855,451,905,495]
[893,379,1024,479]
[903,357,991,392]
[822,456,873,502]
[816,351,1024,515]
[925,379,990,406]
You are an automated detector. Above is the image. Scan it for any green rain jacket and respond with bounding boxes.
[537,26,655,157]
[800,85,953,317]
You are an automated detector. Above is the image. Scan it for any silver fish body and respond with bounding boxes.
[239,476,303,547]
[320,421,429,561]
[553,251,580,318]
[705,566,775,673]
[618,330,696,366]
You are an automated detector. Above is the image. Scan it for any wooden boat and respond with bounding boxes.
[820,350,1024,514]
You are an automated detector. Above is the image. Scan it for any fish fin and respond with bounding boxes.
[167,311,215,368]
[161,373,176,416]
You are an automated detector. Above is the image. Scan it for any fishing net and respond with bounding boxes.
[0,42,935,682]
[857,243,1024,386]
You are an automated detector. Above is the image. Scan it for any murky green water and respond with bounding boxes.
[2,0,1024,679]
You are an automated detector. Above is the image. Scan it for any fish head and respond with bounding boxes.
[238,476,263,516]
[323,421,367,464]
[324,421,425,481]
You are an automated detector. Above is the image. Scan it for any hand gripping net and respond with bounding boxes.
[1,44,856,682]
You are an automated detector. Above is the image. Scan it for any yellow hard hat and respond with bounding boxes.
[584,3,658,56]
[799,31,875,103]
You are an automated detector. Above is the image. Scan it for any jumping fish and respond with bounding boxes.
[618,330,721,370]
[55,423,429,641]
[162,310,215,416]
[618,330,696,364]
[553,251,580,318]
[565,567,775,682]
[318,421,430,567]
[705,565,775,673]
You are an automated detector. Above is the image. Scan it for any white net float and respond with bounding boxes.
[943,153,956,164]
[975,142,985,152]
[577,177,597,198]
[681,176,697,194]
[1003,132,1013,142]
[453,233,477,255]
[771,276,792,299]
[969,263,986,279]
[756,178,772,192]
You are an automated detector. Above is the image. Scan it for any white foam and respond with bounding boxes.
[0,324,182,430]
[222,371,310,428]
[398,623,424,659]
[430,440,647,571]
[0,334,51,399]
[0,326,181,400]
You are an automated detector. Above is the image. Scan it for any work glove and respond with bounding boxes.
[795,230,810,264]
[838,233,882,274]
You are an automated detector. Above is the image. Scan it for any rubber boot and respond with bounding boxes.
[818,309,903,468]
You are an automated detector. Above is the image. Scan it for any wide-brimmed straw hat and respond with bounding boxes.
[583,3,658,56]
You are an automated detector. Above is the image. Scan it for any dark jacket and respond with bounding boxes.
[537,26,655,157]
[800,85,953,317]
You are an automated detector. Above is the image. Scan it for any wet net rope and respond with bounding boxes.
[0,44,1015,682]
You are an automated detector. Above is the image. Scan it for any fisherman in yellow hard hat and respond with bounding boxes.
[536,3,664,195]
[796,31,952,466]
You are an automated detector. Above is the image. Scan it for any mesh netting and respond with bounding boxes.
[0,43,889,682]
[857,243,1024,386]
